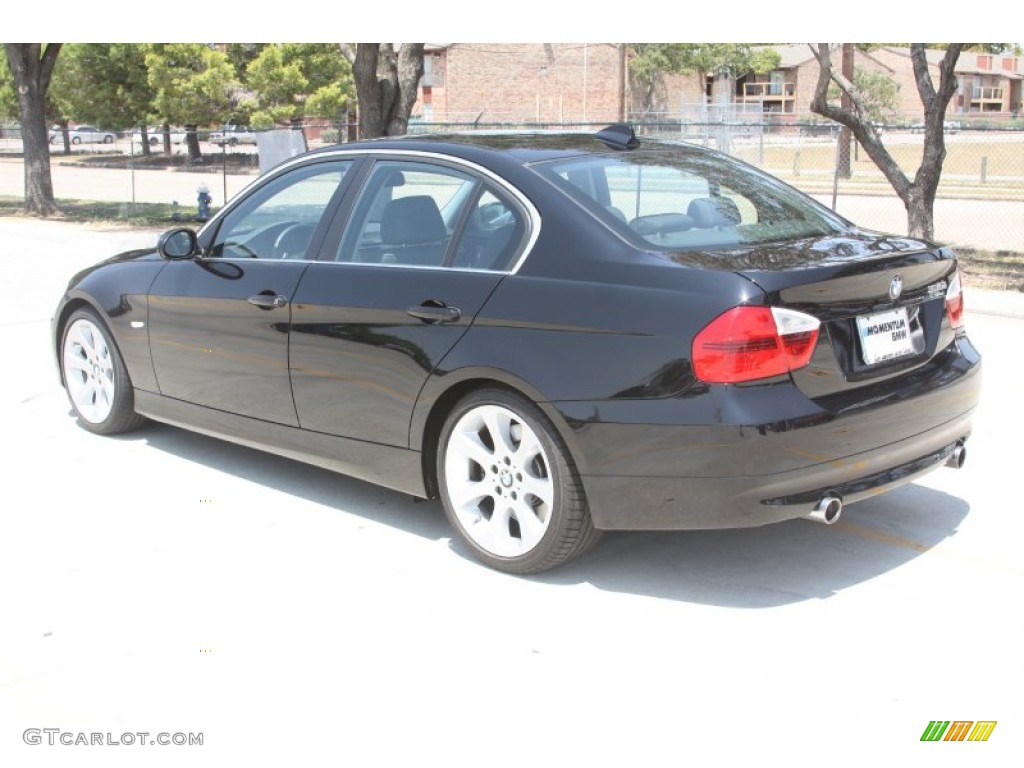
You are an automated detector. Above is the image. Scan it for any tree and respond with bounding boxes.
[628,44,780,112]
[349,43,424,138]
[244,44,355,129]
[4,44,62,216]
[282,43,354,121]
[246,45,308,127]
[145,44,235,160]
[48,44,157,154]
[810,43,964,240]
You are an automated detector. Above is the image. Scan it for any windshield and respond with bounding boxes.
[532,146,850,251]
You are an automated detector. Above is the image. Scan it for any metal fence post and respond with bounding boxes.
[831,128,841,211]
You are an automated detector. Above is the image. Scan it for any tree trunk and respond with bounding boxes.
[184,123,202,162]
[905,186,936,241]
[139,124,151,157]
[4,43,62,216]
[162,122,172,155]
[56,118,71,155]
[353,43,424,139]
[809,43,963,241]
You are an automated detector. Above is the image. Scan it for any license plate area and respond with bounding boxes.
[856,307,916,365]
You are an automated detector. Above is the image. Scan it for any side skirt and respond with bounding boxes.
[135,391,428,498]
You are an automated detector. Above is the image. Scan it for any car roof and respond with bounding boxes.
[305,124,656,166]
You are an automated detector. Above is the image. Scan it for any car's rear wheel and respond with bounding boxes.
[437,388,600,574]
[71,136,81,145]
[61,308,146,435]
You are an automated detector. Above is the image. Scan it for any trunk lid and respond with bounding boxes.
[710,230,960,400]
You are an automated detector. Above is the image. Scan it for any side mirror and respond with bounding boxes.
[157,228,198,260]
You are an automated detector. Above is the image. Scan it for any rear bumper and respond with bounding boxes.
[549,338,980,531]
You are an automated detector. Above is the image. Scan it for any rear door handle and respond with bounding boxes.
[406,303,462,324]
[247,294,288,309]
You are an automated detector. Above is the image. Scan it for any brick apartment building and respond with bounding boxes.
[415,44,1023,125]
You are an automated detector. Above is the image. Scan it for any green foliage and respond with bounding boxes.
[145,43,236,127]
[247,45,307,122]
[629,44,780,107]
[225,43,267,80]
[0,58,17,120]
[246,43,353,124]
[305,82,353,119]
[47,44,154,128]
[280,43,351,93]
[828,67,901,121]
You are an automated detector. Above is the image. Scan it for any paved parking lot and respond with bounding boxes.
[0,218,1021,767]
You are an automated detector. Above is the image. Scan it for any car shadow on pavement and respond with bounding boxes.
[534,482,970,607]
[108,420,452,542]
[118,418,969,608]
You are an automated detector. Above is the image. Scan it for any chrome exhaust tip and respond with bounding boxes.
[804,493,843,525]
[946,443,966,469]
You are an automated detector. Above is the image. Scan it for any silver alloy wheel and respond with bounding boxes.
[443,404,554,557]
[62,318,116,424]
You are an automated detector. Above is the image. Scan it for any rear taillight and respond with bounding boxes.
[693,306,821,384]
[945,270,965,329]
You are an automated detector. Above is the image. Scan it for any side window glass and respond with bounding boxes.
[451,188,526,271]
[210,162,350,260]
[336,161,476,266]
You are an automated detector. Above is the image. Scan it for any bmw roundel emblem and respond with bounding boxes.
[889,274,903,301]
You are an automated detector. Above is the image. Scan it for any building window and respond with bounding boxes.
[1002,57,1018,72]
[978,55,992,70]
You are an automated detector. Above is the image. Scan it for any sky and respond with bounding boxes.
[5,1,1013,45]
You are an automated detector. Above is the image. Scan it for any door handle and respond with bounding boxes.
[406,303,462,324]
[247,294,288,309]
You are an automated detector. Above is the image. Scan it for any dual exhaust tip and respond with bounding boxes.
[802,441,966,526]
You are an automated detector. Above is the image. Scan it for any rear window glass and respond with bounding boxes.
[533,148,849,250]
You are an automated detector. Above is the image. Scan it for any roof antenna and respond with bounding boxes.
[596,123,640,150]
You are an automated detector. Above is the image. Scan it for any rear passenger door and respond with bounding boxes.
[289,157,533,447]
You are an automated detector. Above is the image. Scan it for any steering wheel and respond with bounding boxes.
[272,223,316,260]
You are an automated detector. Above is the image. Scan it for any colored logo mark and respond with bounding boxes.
[921,721,997,742]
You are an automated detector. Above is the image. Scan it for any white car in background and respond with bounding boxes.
[48,125,117,145]
[136,127,188,146]
[210,125,258,146]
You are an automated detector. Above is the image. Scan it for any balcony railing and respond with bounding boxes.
[743,82,796,99]
[971,86,1004,101]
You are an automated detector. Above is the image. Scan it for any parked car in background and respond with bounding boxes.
[48,125,117,145]
[210,124,257,146]
[136,126,188,146]
[910,121,961,134]
[51,124,980,575]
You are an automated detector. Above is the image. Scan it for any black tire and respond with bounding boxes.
[71,136,81,145]
[437,388,601,574]
[103,135,114,144]
[60,307,146,435]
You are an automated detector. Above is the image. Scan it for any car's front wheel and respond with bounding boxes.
[437,388,600,574]
[61,308,146,435]
[103,135,114,144]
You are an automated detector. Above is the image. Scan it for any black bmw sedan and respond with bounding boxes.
[53,124,981,574]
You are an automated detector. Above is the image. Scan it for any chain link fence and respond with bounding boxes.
[1,120,1021,259]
